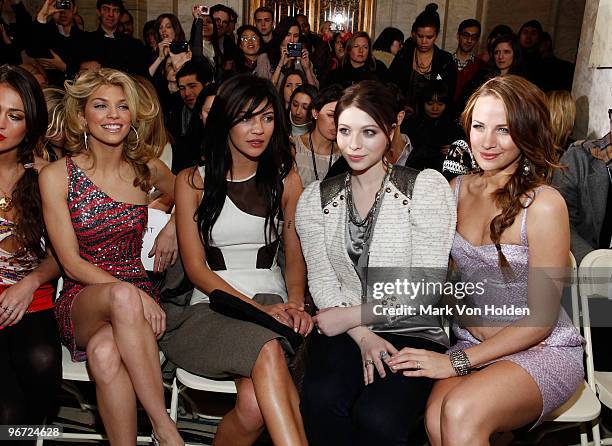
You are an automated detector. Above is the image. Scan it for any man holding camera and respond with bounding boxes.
[31,0,84,85]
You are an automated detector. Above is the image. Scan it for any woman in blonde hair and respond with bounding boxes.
[39,68,182,445]
[387,75,584,444]
[547,90,576,152]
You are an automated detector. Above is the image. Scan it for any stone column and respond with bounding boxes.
[572,0,612,139]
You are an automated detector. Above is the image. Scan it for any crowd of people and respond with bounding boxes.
[0,0,604,445]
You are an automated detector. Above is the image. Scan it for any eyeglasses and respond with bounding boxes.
[241,35,258,42]
[460,31,480,41]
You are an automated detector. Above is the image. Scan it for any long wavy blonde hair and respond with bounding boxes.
[63,69,161,191]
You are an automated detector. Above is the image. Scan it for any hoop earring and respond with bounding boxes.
[127,125,140,151]
[521,156,531,176]
[84,132,89,150]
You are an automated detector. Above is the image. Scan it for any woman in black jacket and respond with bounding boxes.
[389,3,455,113]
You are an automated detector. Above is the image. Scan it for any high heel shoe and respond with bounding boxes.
[151,432,160,446]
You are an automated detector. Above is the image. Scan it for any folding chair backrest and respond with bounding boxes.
[578,249,612,392]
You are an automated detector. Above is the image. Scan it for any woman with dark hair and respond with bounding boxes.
[233,24,272,79]
[288,83,317,137]
[279,68,307,110]
[189,8,222,73]
[296,80,455,445]
[180,83,218,170]
[39,68,181,445]
[194,83,218,128]
[149,13,187,78]
[459,34,525,112]
[323,31,388,88]
[372,27,404,68]
[148,13,189,110]
[163,74,311,446]
[389,3,456,112]
[489,34,524,76]
[143,20,157,55]
[388,76,584,444]
[0,65,61,429]
[479,24,513,64]
[291,84,343,186]
[328,31,350,72]
[403,79,466,172]
[270,16,318,89]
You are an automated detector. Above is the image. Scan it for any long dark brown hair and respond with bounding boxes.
[334,80,397,155]
[461,75,558,269]
[0,65,48,258]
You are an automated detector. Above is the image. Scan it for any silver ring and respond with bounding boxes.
[274,314,281,320]
[365,359,374,367]
[415,361,422,370]
[380,351,389,360]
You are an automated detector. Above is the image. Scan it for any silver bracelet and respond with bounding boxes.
[448,349,471,376]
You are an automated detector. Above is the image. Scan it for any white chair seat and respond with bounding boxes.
[61,345,92,382]
[547,380,601,422]
[176,368,237,394]
[595,371,612,409]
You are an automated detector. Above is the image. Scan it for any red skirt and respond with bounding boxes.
[0,282,54,329]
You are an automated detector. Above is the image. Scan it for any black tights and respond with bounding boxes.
[301,332,446,446]
[0,309,62,425]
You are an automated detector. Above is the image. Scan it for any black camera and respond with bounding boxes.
[169,41,189,54]
[197,5,210,15]
[55,0,72,10]
[287,42,302,58]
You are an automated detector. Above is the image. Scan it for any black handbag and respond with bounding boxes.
[209,289,304,349]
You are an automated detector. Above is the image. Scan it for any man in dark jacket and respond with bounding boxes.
[165,60,213,174]
[74,0,147,76]
[31,0,85,85]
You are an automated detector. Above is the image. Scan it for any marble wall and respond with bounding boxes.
[572,0,612,139]
[5,0,589,66]
[371,0,584,63]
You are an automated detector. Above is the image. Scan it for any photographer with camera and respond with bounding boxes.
[30,0,84,86]
[148,13,189,109]
[270,16,318,90]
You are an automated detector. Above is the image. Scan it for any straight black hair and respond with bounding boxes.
[196,74,292,247]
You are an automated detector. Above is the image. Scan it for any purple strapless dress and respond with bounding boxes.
[448,176,584,426]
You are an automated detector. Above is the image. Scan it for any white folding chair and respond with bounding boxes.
[579,249,612,445]
[170,369,237,423]
[38,208,172,445]
[544,252,601,446]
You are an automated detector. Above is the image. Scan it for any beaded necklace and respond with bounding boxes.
[344,166,391,247]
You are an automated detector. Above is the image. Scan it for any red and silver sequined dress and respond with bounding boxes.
[54,157,158,361]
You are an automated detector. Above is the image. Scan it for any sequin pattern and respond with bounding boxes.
[0,218,39,285]
[55,157,156,361]
[447,176,584,427]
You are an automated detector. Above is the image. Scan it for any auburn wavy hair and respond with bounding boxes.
[461,75,558,269]
[62,69,161,191]
[0,65,48,259]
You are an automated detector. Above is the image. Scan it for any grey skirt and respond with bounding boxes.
[159,294,295,379]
